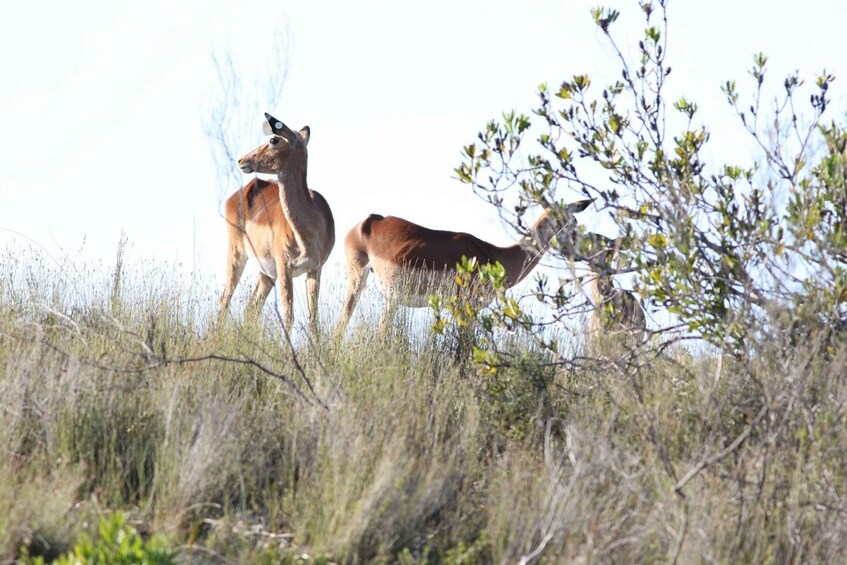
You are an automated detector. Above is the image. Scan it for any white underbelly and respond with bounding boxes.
[252,254,277,279]
[248,253,317,280]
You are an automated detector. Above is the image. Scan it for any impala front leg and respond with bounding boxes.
[336,261,370,338]
[276,268,295,331]
[306,268,321,336]
[379,297,398,337]
[219,236,247,317]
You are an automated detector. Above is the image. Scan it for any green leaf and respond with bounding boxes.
[573,74,590,92]
[648,233,668,249]
[645,26,661,43]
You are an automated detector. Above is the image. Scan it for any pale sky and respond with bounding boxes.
[2,0,845,322]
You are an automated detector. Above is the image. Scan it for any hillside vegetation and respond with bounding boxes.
[4,1,847,563]
[1,240,845,564]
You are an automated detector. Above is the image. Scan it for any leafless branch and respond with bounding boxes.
[205,24,291,200]
[674,403,769,494]
[519,533,554,564]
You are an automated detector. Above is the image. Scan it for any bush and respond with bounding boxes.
[23,513,175,565]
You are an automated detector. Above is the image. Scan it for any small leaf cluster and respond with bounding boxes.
[431,256,540,372]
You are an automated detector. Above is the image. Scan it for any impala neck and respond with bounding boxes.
[497,239,542,288]
[585,272,602,307]
[497,214,557,288]
[276,161,316,250]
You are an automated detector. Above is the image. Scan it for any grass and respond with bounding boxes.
[2,244,847,563]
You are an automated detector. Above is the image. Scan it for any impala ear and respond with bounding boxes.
[298,126,310,145]
[264,112,287,135]
[567,198,594,214]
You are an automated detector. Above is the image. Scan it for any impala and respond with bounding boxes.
[335,200,593,335]
[218,113,335,333]
[583,235,647,340]
[586,274,646,339]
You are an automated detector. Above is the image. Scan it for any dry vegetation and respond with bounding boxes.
[6,0,845,562]
[1,240,846,565]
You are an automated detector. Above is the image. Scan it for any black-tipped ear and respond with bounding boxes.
[264,112,287,135]
[567,198,594,214]
[298,126,310,145]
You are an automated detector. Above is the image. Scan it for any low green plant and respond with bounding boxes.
[23,513,174,565]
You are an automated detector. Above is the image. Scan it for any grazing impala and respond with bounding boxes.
[335,200,593,335]
[218,113,335,333]
[583,235,647,340]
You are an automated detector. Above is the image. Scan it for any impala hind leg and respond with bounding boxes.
[219,234,247,318]
[246,273,275,318]
[306,267,322,336]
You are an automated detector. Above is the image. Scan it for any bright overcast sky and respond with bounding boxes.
[1,0,845,317]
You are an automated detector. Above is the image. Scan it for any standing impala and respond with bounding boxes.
[335,200,593,335]
[219,113,335,333]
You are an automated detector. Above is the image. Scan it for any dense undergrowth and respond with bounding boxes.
[1,246,846,564]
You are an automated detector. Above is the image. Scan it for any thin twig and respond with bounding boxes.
[19,330,324,408]
[270,293,327,409]
[519,533,554,565]
[674,403,769,494]
[148,353,320,408]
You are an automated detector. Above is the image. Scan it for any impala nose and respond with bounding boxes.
[237,156,253,173]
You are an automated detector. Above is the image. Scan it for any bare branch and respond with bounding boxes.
[205,25,292,199]
[673,403,769,494]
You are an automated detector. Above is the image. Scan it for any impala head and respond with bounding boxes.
[528,198,593,248]
[237,113,311,175]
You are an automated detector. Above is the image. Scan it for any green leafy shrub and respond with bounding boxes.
[24,513,174,565]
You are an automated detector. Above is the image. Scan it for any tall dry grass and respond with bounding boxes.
[1,243,846,563]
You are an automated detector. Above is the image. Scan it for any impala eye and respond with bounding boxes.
[269,137,280,145]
